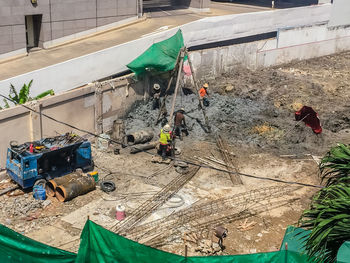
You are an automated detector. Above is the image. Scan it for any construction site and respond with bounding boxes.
[0,1,350,263]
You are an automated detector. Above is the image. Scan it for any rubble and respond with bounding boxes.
[0,196,44,217]
[194,239,223,255]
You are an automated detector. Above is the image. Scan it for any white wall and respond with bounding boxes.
[259,24,350,67]
[189,23,350,79]
[0,4,333,97]
[329,0,350,27]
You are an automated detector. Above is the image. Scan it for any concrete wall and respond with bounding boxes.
[329,0,350,27]
[0,75,145,168]
[189,23,350,79]
[0,0,138,56]
[0,4,334,97]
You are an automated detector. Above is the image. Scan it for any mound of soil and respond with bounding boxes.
[125,52,350,156]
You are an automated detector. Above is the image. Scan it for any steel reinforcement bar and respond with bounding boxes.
[127,185,299,241]
[112,166,200,233]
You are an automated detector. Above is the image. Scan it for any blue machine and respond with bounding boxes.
[6,134,93,189]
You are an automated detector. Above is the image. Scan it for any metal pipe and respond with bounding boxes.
[130,141,158,154]
[46,173,81,197]
[126,129,154,145]
[55,176,96,202]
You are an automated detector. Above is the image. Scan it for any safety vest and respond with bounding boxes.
[159,129,171,145]
[199,87,207,97]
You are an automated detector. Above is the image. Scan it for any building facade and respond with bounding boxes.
[0,0,140,59]
[0,0,210,60]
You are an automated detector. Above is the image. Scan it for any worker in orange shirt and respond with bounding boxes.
[199,83,210,107]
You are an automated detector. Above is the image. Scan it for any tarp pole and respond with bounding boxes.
[186,49,211,132]
[168,48,185,127]
[155,75,174,124]
[155,49,182,125]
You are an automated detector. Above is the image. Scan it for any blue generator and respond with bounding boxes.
[6,133,93,189]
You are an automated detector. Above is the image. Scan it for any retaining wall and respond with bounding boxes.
[0,75,144,168]
[190,23,350,78]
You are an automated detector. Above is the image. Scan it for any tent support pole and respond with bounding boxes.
[168,48,185,127]
[186,49,211,132]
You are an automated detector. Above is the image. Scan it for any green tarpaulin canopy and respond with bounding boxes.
[0,224,76,263]
[127,29,185,76]
[74,221,317,263]
[75,220,184,263]
[1,221,350,263]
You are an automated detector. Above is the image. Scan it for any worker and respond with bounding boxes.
[159,124,172,160]
[199,83,210,107]
[152,83,161,110]
[173,108,188,140]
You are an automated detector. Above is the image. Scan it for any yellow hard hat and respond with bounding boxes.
[203,83,209,88]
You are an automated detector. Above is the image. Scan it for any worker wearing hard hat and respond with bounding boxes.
[174,108,188,140]
[152,83,161,110]
[199,83,210,107]
[159,124,172,160]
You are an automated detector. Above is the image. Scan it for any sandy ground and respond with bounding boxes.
[0,51,349,256]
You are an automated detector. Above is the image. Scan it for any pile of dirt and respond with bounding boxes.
[125,52,350,156]
[125,91,327,155]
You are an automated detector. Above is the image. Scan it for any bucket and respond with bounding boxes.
[33,185,46,200]
[88,171,99,182]
[98,133,110,151]
[116,205,126,221]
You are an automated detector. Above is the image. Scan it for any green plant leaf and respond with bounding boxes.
[34,89,54,100]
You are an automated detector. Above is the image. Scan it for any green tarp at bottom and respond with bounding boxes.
[0,224,76,263]
[75,220,314,263]
[1,219,350,263]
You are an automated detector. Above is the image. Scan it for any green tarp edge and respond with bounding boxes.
[280,225,310,253]
[127,29,185,76]
[0,223,76,263]
[1,220,349,263]
[75,221,315,263]
[75,220,184,263]
[337,241,350,263]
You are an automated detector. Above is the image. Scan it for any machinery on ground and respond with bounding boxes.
[6,133,93,189]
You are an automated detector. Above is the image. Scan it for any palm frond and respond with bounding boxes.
[299,183,350,263]
[319,144,350,186]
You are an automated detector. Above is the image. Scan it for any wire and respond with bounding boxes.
[0,94,324,189]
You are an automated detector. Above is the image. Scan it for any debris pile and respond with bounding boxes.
[0,195,44,217]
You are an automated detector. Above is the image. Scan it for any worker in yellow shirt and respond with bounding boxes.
[159,124,172,160]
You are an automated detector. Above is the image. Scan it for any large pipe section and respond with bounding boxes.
[130,141,158,154]
[126,129,154,145]
[46,173,81,197]
[55,176,96,202]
